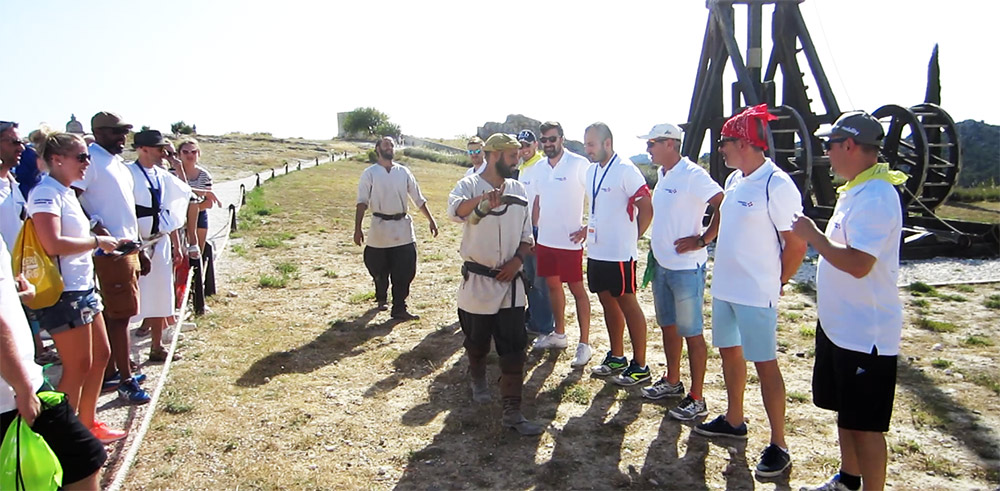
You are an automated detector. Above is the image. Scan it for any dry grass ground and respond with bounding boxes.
[124,156,999,490]
[936,200,1000,224]
[120,133,361,181]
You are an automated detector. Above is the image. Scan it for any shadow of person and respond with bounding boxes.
[235,307,394,387]
[396,358,546,490]
[636,414,711,489]
[537,382,643,489]
[363,321,463,398]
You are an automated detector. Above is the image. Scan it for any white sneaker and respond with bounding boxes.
[532,333,568,350]
[570,343,593,368]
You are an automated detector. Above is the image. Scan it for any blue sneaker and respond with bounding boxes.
[102,372,147,393]
[118,377,151,405]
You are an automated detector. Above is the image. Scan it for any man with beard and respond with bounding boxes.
[73,112,149,404]
[0,121,26,250]
[464,136,486,176]
[354,136,438,320]
[447,133,542,436]
[514,129,553,338]
[530,121,593,369]
[579,123,653,386]
[693,104,807,478]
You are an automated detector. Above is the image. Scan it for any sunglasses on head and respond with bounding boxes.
[74,153,91,163]
[467,149,482,155]
[822,137,848,151]
[538,136,560,144]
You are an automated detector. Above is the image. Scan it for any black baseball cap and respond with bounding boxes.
[133,130,169,148]
[815,111,884,147]
[517,130,536,143]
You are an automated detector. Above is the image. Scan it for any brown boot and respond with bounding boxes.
[501,397,543,436]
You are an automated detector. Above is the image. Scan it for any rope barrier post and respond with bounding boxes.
[191,257,205,316]
[255,173,260,187]
[285,162,288,174]
[203,242,216,297]
[298,161,302,171]
[239,184,246,205]
[229,204,237,233]
[271,168,275,179]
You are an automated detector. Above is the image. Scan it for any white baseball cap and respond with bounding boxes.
[637,123,683,141]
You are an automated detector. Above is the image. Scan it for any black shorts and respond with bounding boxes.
[0,394,107,485]
[196,210,209,229]
[586,258,637,297]
[458,307,527,357]
[813,322,897,432]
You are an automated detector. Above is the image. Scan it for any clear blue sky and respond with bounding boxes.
[2,0,995,159]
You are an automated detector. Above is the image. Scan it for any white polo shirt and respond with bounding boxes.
[27,176,95,291]
[0,237,45,413]
[447,175,533,315]
[711,159,802,309]
[651,157,723,270]
[817,178,903,355]
[534,150,590,250]
[356,162,427,249]
[585,155,648,262]
[73,143,139,241]
[0,175,26,253]
[464,161,487,177]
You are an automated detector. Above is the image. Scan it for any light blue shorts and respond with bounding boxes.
[651,262,706,337]
[711,297,778,362]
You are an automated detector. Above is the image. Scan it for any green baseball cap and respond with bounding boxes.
[483,133,520,151]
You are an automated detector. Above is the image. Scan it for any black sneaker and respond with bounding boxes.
[693,414,747,439]
[756,443,791,477]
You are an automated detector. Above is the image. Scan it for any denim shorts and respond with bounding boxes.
[711,297,778,362]
[31,289,104,336]
[651,262,706,337]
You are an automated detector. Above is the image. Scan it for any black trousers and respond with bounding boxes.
[458,307,528,409]
[363,242,417,313]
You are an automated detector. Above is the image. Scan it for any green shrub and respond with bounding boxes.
[258,274,287,288]
[947,185,1000,203]
[907,281,937,294]
[984,294,1000,310]
[401,147,470,167]
[963,335,994,346]
[917,317,958,333]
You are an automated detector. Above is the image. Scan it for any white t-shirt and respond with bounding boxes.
[534,150,590,250]
[356,162,427,249]
[651,158,723,270]
[585,155,648,262]
[0,175,26,254]
[0,237,45,413]
[73,143,139,240]
[711,160,802,308]
[817,178,903,355]
[447,176,533,315]
[27,176,95,291]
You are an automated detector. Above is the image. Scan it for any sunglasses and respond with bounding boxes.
[74,153,91,163]
[718,136,740,146]
[822,137,848,151]
[166,151,177,158]
[181,149,199,155]
[467,149,482,155]
[2,138,26,146]
[646,138,671,147]
[538,136,560,144]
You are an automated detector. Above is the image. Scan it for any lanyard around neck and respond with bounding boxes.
[591,153,617,215]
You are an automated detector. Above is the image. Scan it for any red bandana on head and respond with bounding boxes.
[721,103,778,150]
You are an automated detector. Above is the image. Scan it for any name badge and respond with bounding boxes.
[587,217,598,244]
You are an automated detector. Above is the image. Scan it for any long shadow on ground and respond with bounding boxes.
[897,361,1000,465]
[363,322,463,398]
[235,307,399,387]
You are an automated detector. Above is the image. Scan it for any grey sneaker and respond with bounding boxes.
[668,395,709,421]
[799,474,851,491]
[641,378,685,400]
[590,351,628,376]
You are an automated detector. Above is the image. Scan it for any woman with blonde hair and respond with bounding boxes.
[174,137,219,257]
[27,130,130,443]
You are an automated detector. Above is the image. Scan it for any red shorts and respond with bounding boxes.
[535,244,584,283]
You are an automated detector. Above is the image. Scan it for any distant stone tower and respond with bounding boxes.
[66,114,84,134]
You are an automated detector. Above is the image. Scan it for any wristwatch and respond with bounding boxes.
[696,236,706,248]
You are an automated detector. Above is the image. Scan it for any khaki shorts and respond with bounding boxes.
[94,253,140,320]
